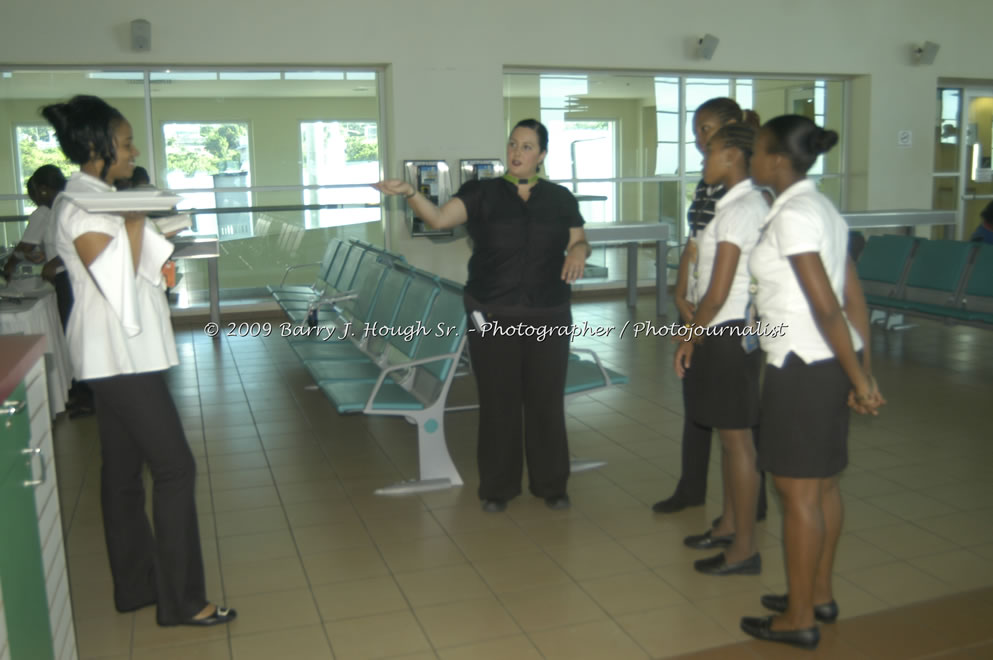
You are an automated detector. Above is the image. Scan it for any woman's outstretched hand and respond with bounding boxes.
[372,180,414,197]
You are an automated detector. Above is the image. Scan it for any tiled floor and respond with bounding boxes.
[54,296,993,659]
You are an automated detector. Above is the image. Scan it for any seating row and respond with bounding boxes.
[856,235,993,327]
[271,238,629,494]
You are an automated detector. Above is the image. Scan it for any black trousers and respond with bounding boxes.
[87,371,207,625]
[466,299,572,501]
[675,378,768,515]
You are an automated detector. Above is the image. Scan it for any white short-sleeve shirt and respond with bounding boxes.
[21,206,50,247]
[53,171,178,380]
[748,178,863,367]
[693,179,767,326]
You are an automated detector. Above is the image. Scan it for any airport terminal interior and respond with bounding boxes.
[2,1,993,658]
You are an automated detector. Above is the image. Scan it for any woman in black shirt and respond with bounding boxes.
[374,119,590,512]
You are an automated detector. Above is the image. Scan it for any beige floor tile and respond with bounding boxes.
[579,569,688,616]
[430,504,520,534]
[909,549,993,591]
[325,610,431,659]
[214,506,288,537]
[516,517,613,548]
[436,635,542,660]
[226,587,322,636]
[840,560,957,606]
[292,520,375,555]
[616,604,736,658]
[211,485,281,513]
[208,467,275,492]
[218,528,298,563]
[498,582,606,632]
[529,618,650,660]
[73,613,133,658]
[394,564,491,608]
[865,490,959,521]
[473,552,573,594]
[302,545,391,586]
[363,510,448,546]
[543,540,646,581]
[282,499,358,529]
[414,596,520,648]
[231,624,333,660]
[221,556,309,597]
[132,639,233,660]
[449,526,540,562]
[207,451,270,473]
[377,536,468,574]
[312,576,408,622]
[831,532,898,572]
[275,478,350,505]
[853,521,960,559]
[917,511,993,547]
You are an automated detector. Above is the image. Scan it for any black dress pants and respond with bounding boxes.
[87,371,207,625]
[466,299,572,501]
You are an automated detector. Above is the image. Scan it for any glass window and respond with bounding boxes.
[163,121,252,238]
[14,124,76,214]
[504,70,848,246]
[0,68,386,305]
[935,88,961,172]
[300,120,381,228]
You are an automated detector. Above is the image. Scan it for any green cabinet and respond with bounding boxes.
[0,382,55,660]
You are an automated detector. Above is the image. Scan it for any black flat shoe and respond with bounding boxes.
[740,615,819,649]
[481,499,507,513]
[694,552,761,576]
[653,494,705,514]
[683,529,734,549]
[181,606,237,627]
[544,495,571,510]
[760,593,839,623]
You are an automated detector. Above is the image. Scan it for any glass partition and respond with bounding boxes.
[0,67,385,303]
[504,70,847,244]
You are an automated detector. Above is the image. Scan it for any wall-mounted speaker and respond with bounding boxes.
[913,41,939,65]
[131,19,151,52]
[698,34,719,60]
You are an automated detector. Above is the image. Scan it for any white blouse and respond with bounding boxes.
[53,171,178,380]
[692,179,766,326]
[748,178,863,367]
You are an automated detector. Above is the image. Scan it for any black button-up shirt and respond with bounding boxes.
[456,177,585,308]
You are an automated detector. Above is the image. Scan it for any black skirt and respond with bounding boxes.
[683,320,761,429]
[757,352,851,479]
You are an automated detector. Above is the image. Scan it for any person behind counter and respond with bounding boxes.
[42,94,235,627]
[373,119,590,513]
[2,165,66,281]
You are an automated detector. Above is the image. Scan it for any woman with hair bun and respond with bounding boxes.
[675,120,766,577]
[740,115,884,649]
[43,95,235,627]
[655,97,768,525]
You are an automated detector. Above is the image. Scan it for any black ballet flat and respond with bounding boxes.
[181,606,237,627]
[683,529,734,549]
[652,494,705,513]
[740,615,819,649]
[694,552,761,576]
[760,593,839,623]
[544,495,571,510]
[481,499,507,513]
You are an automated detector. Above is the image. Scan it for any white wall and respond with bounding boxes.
[2,0,992,273]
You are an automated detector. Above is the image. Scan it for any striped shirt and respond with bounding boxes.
[688,180,726,238]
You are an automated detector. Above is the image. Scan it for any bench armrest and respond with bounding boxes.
[569,347,618,386]
[362,346,466,414]
[278,260,322,287]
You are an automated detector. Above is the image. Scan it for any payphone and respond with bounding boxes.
[459,159,504,185]
[403,160,452,237]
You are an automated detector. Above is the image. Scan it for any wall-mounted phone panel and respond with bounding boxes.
[403,160,452,237]
[459,159,505,185]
